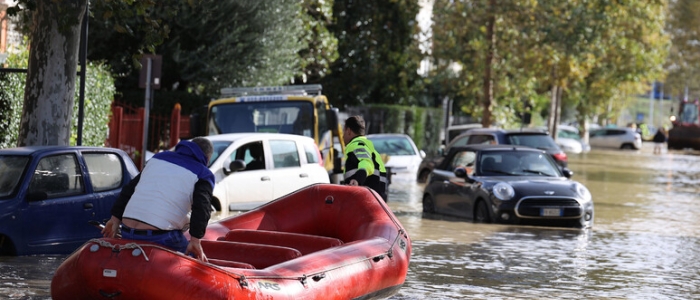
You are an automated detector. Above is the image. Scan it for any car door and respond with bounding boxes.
[219,141,274,209]
[437,150,478,218]
[19,152,94,254]
[81,151,129,225]
[268,139,308,198]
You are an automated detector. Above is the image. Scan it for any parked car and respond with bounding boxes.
[203,133,330,211]
[417,128,568,183]
[589,127,642,150]
[366,133,425,177]
[557,125,591,153]
[0,146,139,255]
[422,144,594,228]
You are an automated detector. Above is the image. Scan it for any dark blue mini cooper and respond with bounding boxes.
[0,146,138,255]
[422,144,593,228]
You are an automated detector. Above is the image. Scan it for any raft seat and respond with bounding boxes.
[201,240,302,269]
[222,229,344,255]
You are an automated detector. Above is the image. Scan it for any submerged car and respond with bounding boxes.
[367,133,425,176]
[417,128,567,183]
[203,133,330,211]
[422,144,594,228]
[589,127,642,150]
[0,146,139,255]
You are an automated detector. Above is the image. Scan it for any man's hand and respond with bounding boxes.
[348,179,359,186]
[186,237,208,262]
[101,216,120,238]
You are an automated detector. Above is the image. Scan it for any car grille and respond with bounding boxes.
[515,197,582,218]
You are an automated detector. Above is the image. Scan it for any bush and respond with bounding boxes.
[0,46,115,148]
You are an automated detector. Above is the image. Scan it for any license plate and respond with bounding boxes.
[541,208,562,217]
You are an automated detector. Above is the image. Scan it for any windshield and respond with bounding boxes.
[506,134,559,150]
[208,101,315,137]
[479,151,561,177]
[368,136,416,156]
[0,155,30,198]
[680,102,699,124]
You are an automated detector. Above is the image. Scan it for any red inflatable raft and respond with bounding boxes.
[51,184,412,300]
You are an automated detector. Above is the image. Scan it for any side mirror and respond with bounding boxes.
[454,167,475,183]
[561,168,573,178]
[224,159,247,175]
[419,150,426,159]
[326,108,339,131]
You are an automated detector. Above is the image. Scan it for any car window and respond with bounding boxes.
[210,141,233,166]
[447,150,476,172]
[28,154,84,199]
[270,140,300,168]
[0,155,29,198]
[479,151,560,176]
[84,153,123,192]
[232,141,265,171]
[507,134,558,149]
[368,136,416,156]
[303,142,320,164]
[449,135,470,148]
[467,135,495,145]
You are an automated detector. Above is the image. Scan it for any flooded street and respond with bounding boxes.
[3,144,700,299]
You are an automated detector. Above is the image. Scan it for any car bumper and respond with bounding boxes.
[492,196,594,228]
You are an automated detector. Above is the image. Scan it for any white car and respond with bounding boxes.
[367,133,426,176]
[203,133,330,211]
[589,127,642,150]
[557,125,590,153]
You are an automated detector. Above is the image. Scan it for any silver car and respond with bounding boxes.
[589,127,642,150]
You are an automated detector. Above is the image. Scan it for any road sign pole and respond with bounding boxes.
[142,58,152,169]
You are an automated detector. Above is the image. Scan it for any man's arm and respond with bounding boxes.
[102,174,140,238]
[187,179,213,262]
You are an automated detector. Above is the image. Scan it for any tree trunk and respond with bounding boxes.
[481,0,495,128]
[18,0,87,146]
[548,85,558,136]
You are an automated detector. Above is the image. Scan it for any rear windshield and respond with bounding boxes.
[0,155,30,198]
[506,134,559,150]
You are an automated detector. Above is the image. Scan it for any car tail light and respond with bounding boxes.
[553,152,568,163]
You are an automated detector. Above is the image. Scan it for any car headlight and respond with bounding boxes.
[574,182,592,202]
[493,182,515,200]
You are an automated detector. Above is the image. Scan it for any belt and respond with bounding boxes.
[121,224,171,236]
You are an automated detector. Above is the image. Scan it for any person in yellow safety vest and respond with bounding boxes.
[342,115,389,201]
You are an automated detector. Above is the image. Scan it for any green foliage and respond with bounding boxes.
[298,0,339,83]
[323,0,425,108]
[665,0,700,99]
[0,46,116,148]
[89,0,306,95]
[430,0,669,128]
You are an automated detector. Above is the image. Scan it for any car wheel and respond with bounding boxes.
[422,195,435,213]
[417,169,430,183]
[620,143,634,150]
[474,200,491,223]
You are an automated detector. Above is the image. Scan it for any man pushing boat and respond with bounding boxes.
[101,137,215,262]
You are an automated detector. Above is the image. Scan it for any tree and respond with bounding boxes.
[8,0,166,146]
[665,0,700,99]
[323,0,424,108]
[89,0,306,95]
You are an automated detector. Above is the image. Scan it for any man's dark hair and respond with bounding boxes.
[345,115,366,136]
[191,137,214,161]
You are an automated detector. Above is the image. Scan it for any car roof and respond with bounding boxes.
[464,128,548,135]
[447,144,546,153]
[366,133,412,139]
[203,132,316,142]
[0,146,116,155]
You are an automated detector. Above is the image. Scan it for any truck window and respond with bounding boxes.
[208,101,314,136]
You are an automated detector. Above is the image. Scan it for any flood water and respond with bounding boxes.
[3,144,700,299]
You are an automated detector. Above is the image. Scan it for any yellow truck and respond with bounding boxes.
[205,85,345,182]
